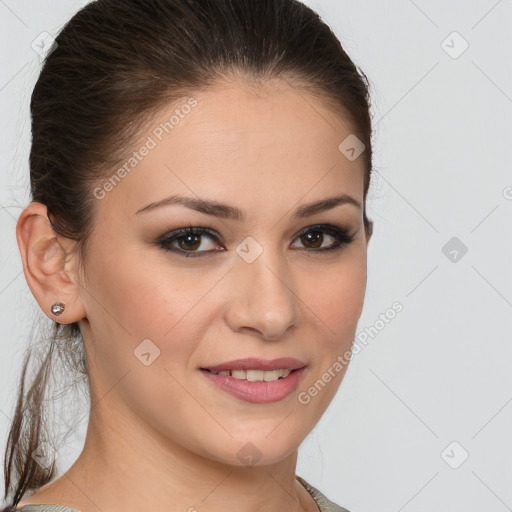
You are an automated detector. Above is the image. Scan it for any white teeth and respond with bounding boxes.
[262,369,288,382]
[231,370,247,380]
[210,369,293,381]
[246,369,264,382]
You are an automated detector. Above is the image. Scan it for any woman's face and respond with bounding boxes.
[78,77,370,466]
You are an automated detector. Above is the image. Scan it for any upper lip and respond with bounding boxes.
[201,357,306,372]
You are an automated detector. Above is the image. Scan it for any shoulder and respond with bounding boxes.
[296,475,353,512]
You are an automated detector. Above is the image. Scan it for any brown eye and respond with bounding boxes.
[177,233,202,251]
[157,227,222,257]
[300,231,324,249]
[291,224,355,253]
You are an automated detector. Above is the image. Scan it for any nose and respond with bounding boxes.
[224,248,302,341]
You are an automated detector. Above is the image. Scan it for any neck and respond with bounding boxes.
[21,398,316,512]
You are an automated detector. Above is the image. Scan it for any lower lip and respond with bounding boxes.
[200,367,307,404]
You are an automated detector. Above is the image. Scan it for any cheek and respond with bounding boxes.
[304,255,367,342]
[82,249,216,429]
[89,245,182,328]
[293,255,366,418]
[84,247,227,366]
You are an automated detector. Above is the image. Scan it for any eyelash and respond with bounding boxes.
[155,224,355,258]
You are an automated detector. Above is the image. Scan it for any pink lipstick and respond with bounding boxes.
[200,357,307,404]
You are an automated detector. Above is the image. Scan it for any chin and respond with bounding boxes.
[202,435,300,468]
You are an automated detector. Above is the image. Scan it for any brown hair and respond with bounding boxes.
[3,0,373,507]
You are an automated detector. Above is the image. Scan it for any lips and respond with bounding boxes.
[200,357,306,372]
[200,365,307,403]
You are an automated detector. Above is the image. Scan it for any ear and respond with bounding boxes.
[365,219,373,246]
[16,202,87,324]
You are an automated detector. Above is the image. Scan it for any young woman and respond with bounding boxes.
[2,1,374,510]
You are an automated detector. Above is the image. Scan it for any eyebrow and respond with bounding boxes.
[135,193,361,220]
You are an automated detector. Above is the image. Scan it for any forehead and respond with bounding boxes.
[179,76,351,149]
[98,77,365,221]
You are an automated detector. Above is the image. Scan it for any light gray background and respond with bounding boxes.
[1,1,511,511]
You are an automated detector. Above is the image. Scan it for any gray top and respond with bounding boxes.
[296,476,351,512]
[17,475,351,512]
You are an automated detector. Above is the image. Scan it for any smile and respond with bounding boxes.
[199,366,307,404]
[202,368,292,381]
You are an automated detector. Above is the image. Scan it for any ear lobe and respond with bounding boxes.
[16,202,86,324]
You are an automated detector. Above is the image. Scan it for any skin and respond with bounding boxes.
[16,76,371,512]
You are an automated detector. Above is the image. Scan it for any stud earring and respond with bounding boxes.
[51,302,65,316]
